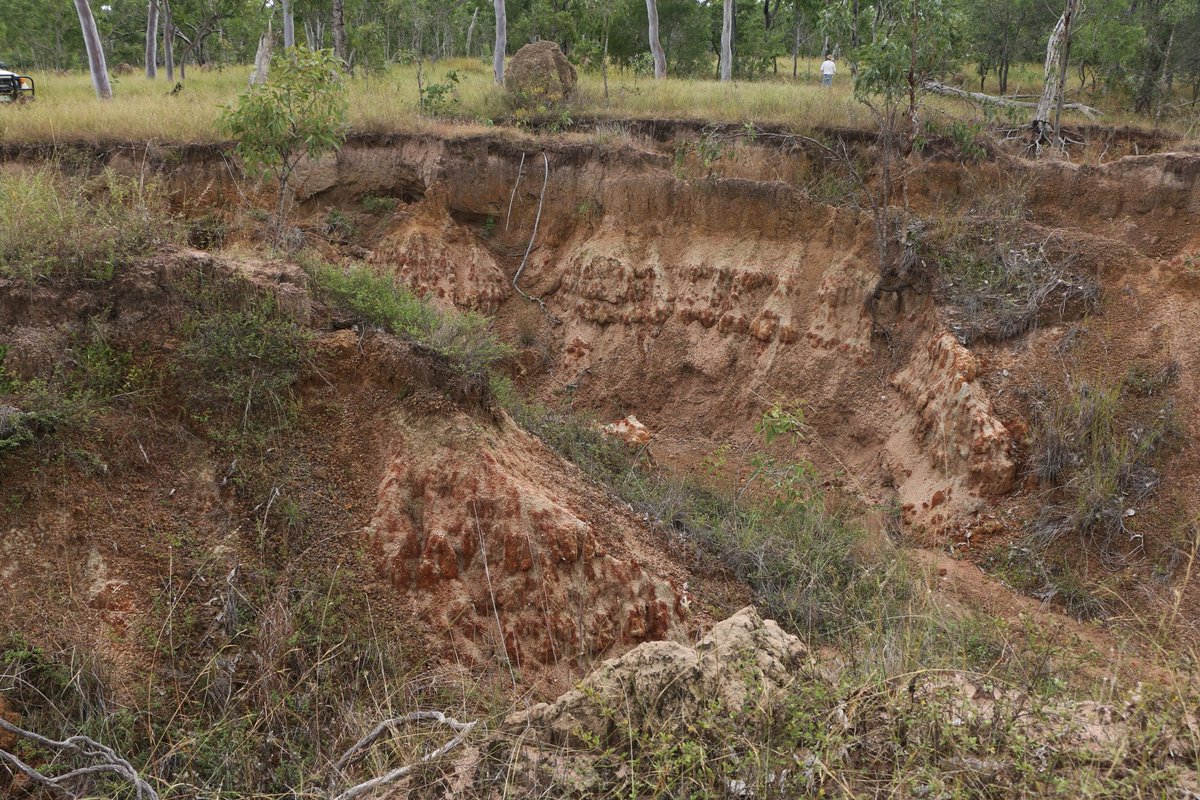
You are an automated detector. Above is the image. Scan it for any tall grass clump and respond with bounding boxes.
[0,167,177,285]
[305,259,511,375]
[175,290,310,443]
[1028,372,1177,561]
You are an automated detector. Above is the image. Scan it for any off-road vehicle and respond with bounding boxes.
[0,63,35,103]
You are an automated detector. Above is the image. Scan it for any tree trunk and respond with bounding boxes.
[493,0,506,85]
[1033,0,1079,148]
[1051,1,1078,142]
[282,0,295,49]
[145,0,159,78]
[720,0,733,81]
[177,19,213,83]
[851,0,859,51]
[74,0,112,99]
[602,28,609,100]
[646,0,666,79]
[250,18,273,86]
[332,0,348,65]
[1155,25,1175,122]
[465,7,478,58]
[792,16,800,79]
[162,0,175,82]
[907,0,919,136]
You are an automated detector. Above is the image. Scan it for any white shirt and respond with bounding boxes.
[821,59,836,76]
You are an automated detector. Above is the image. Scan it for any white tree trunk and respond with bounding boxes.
[250,19,273,86]
[646,0,666,79]
[73,0,112,99]
[493,0,506,85]
[282,0,295,49]
[1034,0,1080,146]
[465,7,478,58]
[145,0,158,79]
[162,0,175,82]
[720,0,733,81]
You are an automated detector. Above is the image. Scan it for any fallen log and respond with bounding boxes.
[922,80,1100,120]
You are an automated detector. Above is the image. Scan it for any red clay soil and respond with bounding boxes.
[272,131,1200,643]
[3,126,1200,714]
[0,247,744,708]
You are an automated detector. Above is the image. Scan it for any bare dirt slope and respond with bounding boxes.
[0,248,729,711]
[273,131,1200,632]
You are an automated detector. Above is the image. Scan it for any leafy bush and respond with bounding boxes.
[220,46,348,228]
[0,167,177,284]
[418,68,460,116]
[360,194,398,214]
[305,259,511,375]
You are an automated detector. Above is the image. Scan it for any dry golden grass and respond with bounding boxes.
[0,57,1190,145]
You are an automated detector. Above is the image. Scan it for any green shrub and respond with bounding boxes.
[175,295,309,440]
[418,68,461,117]
[0,167,178,284]
[0,331,150,460]
[359,194,398,214]
[220,46,348,230]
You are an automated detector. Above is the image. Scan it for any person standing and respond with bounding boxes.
[820,55,836,87]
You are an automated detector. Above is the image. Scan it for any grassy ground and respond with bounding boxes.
[1,56,1170,146]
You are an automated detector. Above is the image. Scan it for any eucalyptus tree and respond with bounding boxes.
[145,0,158,77]
[719,0,732,80]
[74,0,113,98]
[494,0,506,84]
[646,0,666,77]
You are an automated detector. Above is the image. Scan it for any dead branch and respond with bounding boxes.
[512,151,559,323]
[922,80,1100,120]
[0,717,158,800]
[329,711,478,800]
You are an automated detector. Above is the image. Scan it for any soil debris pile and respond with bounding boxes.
[472,607,809,797]
[505,606,805,746]
[422,607,1196,799]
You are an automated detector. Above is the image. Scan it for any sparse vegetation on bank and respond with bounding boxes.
[176,292,310,443]
[0,167,178,285]
[923,179,1102,345]
[305,257,511,376]
[1027,369,1179,560]
[0,326,155,462]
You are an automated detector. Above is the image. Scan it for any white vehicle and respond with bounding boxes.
[0,64,35,103]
